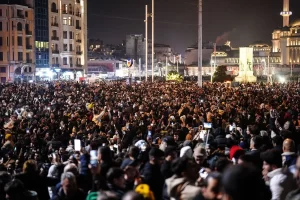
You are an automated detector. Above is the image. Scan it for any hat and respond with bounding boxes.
[162,136,175,145]
[180,146,193,158]
[229,145,244,160]
[5,134,12,140]
[135,184,155,200]
[193,146,206,157]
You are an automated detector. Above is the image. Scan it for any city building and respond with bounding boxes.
[154,43,173,63]
[34,0,49,73]
[125,34,152,67]
[271,0,300,66]
[40,0,87,80]
[0,0,35,82]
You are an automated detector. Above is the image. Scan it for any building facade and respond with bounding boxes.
[125,34,152,68]
[0,1,35,82]
[42,0,87,80]
[34,0,49,71]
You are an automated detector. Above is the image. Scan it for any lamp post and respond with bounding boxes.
[145,5,148,82]
[151,0,154,82]
[197,0,203,87]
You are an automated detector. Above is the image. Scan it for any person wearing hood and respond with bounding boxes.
[163,156,203,200]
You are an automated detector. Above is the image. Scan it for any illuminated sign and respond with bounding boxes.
[127,59,133,68]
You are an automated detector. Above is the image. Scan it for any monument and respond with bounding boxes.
[234,47,257,83]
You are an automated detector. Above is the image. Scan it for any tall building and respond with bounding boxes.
[0,0,35,82]
[34,0,49,71]
[271,0,300,66]
[42,0,87,80]
[125,34,152,66]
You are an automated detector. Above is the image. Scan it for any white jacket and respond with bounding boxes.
[268,168,297,200]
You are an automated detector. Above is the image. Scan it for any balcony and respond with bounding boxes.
[76,64,83,67]
[51,36,59,40]
[62,10,67,14]
[75,12,81,17]
[52,64,60,68]
[26,45,32,49]
[76,51,82,55]
[17,14,25,19]
[25,30,32,35]
[51,9,58,13]
[76,39,81,43]
[76,26,81,30]
[52,49,59,54]
[26,59,32,63]
[69,10,73,15]
[51,22,59,27]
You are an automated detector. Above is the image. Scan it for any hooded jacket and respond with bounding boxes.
[163,175,203,200]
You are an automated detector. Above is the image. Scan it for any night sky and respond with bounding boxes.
[87,0,300,53]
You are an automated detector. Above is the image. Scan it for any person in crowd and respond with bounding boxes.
[105,167,127,199]
[161,146,177,180]
[164,156,203,200]
[282,138,298,173]
[246,135,263,168]
[141,147,165,200]
[120,146,140,170]
[51,172,86,200]
[15,159,53,200]
[286,155,300,200]
[0,81,300,200]
[201,172,222,200]
[261,149,297,200]
[222,164,271,200]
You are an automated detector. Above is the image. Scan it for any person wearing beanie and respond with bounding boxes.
[229,145,245,165]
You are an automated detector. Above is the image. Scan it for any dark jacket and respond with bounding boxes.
[246,149,262,169]
[161,160,173,180]
[141,162,164,200]
[51,187,86,200]
[15,172,57,200]
[286,188,300,200]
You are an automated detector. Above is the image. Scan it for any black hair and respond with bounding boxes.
[164,146,177,157]
[106,167,124,184]
[205,172,222,194]
[222,164,270,200]
[171,156,191,176]
[215,157,232,173]
[272,135,283,146]
[260,149,282,168]
[98,146,112,162]
[128,146,140,159]
[252,135,263,149]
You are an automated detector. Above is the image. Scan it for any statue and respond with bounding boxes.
[234,47,257,83]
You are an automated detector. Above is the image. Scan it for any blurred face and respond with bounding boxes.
[194,155,205,165]
[114,175,126,188]
[202,177,221,200]
[62,178,76,196]
[262,161,271,182]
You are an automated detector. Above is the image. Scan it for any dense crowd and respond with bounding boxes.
[0,80,300,200]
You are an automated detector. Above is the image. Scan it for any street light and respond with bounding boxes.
[197,0,203,87]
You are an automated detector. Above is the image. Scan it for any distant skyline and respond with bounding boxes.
[87,0,300,53]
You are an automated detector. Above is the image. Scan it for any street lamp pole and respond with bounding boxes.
[145,5,148,82]
[151,0,154,82]
[197,0,203,87]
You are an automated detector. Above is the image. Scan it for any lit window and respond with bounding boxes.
[63,17,67,25]
[68,17,72,25]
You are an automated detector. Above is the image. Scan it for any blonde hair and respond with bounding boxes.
[23,160,37,173]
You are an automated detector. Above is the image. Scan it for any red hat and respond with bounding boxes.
[230,145,244,160]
